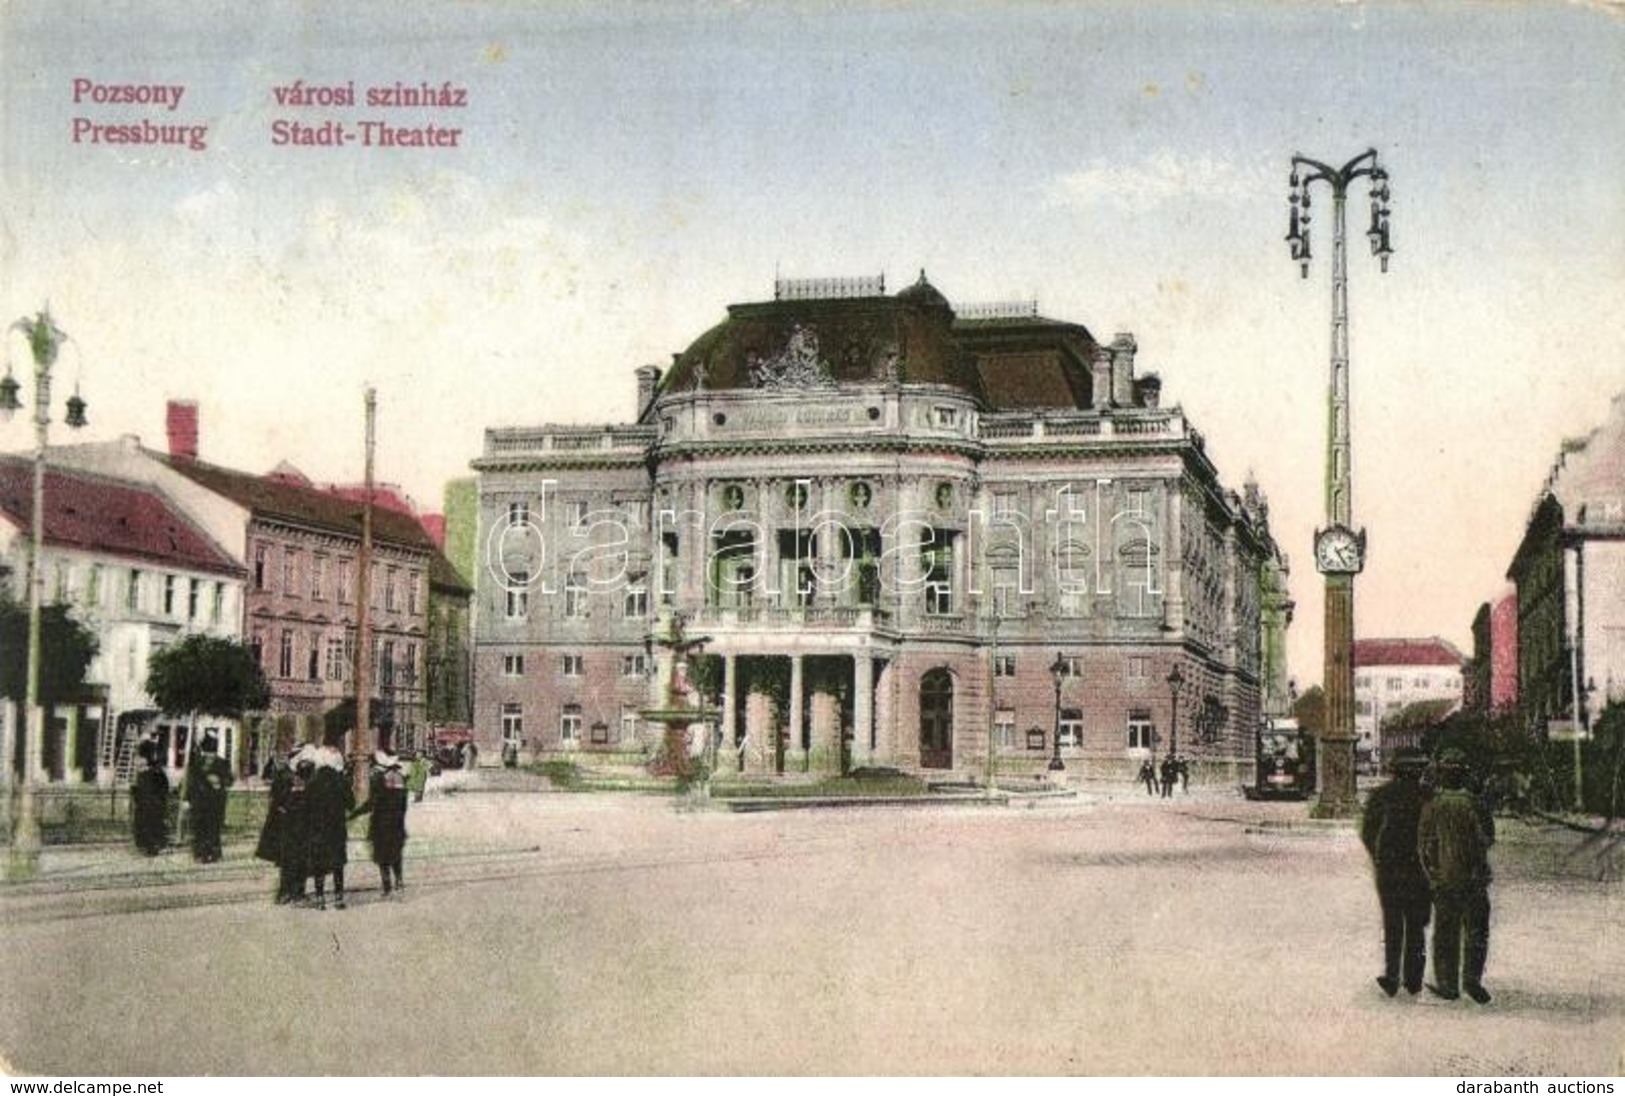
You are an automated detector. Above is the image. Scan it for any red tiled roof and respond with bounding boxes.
[160,456,436,550]
[1353,637,1465,669]
[158,455,472,595]
[0,458,242,577]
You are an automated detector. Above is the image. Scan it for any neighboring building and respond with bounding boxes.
[1466,587,1518,715]
[0,456,246,785]
[1507,392,1625,736]
[48,402,472,770]
[1353,637,1465,765]
[470,273,1287,780]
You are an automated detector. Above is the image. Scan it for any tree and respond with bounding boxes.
[0,596,98,705]
[146,635,269,724]
[1292,685,1326,739]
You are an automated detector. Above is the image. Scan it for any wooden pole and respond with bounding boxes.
[351,388,376,801]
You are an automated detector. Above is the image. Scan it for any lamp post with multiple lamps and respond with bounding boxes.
[1,310,88,878]
[1166,664,1184,760]
[1287,148,1392,818]
[1048,652,1067,772]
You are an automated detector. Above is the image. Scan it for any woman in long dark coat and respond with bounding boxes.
[302,748,354,910]
[131,739,170,855]
[351,750,410,898]
[256,749,304,903]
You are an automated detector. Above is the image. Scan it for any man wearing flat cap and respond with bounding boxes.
[1417,747,1494,1003]
[1360,748,1431,997]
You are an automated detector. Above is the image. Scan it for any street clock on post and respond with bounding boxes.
[1314,525,1366,575]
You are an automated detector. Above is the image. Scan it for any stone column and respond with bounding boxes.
[64,706,80,783]
[809,689,838,773]
[788,654,805,771]
[1163,481,1186,633]
[721,652,738,771]
[852,654,874,767]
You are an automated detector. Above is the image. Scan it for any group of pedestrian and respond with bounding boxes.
[255,744,412,909]
[129,731,235,861]
[1360,746,1495,1004]
[1137,754,1190,797]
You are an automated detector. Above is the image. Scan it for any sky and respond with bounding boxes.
[2,0,1622,689]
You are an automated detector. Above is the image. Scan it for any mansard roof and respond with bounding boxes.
[0,457,242,577]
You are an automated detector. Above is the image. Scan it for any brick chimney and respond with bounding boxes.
[635,365,662,419]
[166,400,199,461]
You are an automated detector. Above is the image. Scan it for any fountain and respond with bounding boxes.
[641,611,717,786]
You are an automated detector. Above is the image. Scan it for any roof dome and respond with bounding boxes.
[894,270,952,312]
[654,274,982,403]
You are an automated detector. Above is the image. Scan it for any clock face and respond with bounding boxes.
[1315,527,1363,573]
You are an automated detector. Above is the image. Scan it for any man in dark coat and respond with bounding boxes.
[302,747,355,910]
[184,732,234,863]
[130,738,170,856]
[256,748,303,903]
[1360,749,1431,996]
[351,749,410,898]
[1159,754,1176,798]
[1137,757,1157,796]
[1418,748,1495,1004]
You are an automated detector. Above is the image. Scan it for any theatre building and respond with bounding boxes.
[471,273,1288,782]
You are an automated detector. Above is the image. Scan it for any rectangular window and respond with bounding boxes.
[380,640,397,687]
[163,575,178,616]
[408,571,421,615]
[620,707,639,745]
[506,570,529,620]
[188,579,202,620]
[1127,708,1154,751]
[564,580,587,619]
[566,500,589,528]
[622,653,648,678]
[403,643,417,686]
[508,501,529,528]
[126,569,141,613]
[325,638,346,681]
[385,567,399,612]
[561,654,584,677]
[311,555,327,600]
[933,406,959,428]
[1061,656,1083,678]
[337,559,353,604]
[994,655,1016,678]
[994,708,1015,749]
[282,550,298,596]
[53,561,70,603]
[85,564,102,609]
[308,632,321,681]
[1126,656,1149,682]
[253,544,268,590]
[211,582,225,625]
[279,631,294,678]
[560,704,582,743]
[624,587,648,619]
[992,491,1019,518]
[1059,707,1084,748]
[502,702,524,746]
[503,653,525,676]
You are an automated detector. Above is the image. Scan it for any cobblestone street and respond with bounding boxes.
[1,786,1620,1076]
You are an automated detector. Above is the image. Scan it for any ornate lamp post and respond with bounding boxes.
[1048,652,1066,772]
[1287,148,1392,818]
[1166,664,1184,759]
[2,310,88,878]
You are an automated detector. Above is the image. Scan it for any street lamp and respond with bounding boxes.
[1167,664,1184,759]
[2,309,87,879]
[1288,148,1391,818]
[1048,651,1067,772]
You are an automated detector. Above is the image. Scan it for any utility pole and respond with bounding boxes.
[1287,148,1392,818]
[351,388,377,801]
